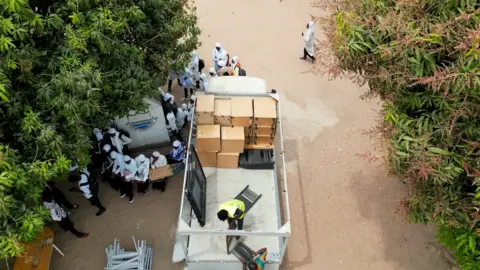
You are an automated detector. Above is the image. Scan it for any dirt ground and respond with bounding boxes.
[45,0,458,269]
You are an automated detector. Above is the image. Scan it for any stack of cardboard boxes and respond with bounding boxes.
[196,95,250,168]
[249,97,277,148]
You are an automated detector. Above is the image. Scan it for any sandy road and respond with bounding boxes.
[194,0,453,269]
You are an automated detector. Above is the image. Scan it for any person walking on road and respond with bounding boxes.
[300,21,315,63]
[43,192,89,238]
[70,169,106,216]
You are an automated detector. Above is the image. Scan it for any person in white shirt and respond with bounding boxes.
[300,21,316,63]
[150,151,169,191]
[199,73,208,91]
[42,192,88,238]
[209,67,218,79]
[166,109,178,135]
[122,155,137,203]
[190,51,201,89]
[102,144,117,190]
[182,67,195,99]
[106,128,132,155]
[176,107,187,130]
[135,154,150,194]
[212,42,228,72]
[70,168,106,216]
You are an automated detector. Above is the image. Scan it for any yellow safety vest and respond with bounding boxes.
[219,199,245,219]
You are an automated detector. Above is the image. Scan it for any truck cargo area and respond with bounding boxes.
[173,77,290,270]
[188,167,280,261]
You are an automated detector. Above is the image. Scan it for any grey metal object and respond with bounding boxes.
[105,237,153,270]
[234,185,262,213]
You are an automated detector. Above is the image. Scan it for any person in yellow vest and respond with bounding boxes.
[217,199,246,234]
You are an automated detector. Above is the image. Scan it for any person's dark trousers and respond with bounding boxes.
[121,180,134,201]
[88,194,106,211]
[196,80,200,89]
[152,178,168,192]
[184,88,193,99]
[108,173,120,191]
[58,217,85,237]
[167,157,182,164]
[137,179,150,193]
[303,48,315,62]
[168,79,182,92]
[51,188,75,210]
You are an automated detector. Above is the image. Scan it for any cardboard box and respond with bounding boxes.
[217,152,239,168]
[214,99,232,126]
[196,95,215,124]
[197,125,221,152]
[254,135,274,146]
[231,97,253,127]
[253,126,274,136]
[149,165,173,180]
[197,151,217,167]
[221,127,245,153]
[253,97,277,126]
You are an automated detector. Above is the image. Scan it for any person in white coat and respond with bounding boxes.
[231,56,242,76]
[110,151,124,192]
[150,151,169,191]
[182,104,193,122]
[163,92,175,105]
[181,67,195,99]
[166,110,178,135]
[199,73,208,91]
[135,154,150,194]
[107,128,132,155]
[208,67,218,79]
[122,155,137,203]
[190,51,201,89]
[300,21,316,63]
[176,107,187,130]
[212,42,227,72]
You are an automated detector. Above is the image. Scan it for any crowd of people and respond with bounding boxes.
[42,126,187,238]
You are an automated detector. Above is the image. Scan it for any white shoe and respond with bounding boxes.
[120,194,126,198]
[129,198,135,204]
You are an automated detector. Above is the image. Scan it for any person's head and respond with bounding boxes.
[215,42,221,51]
[181,103,188,110]
[247,262,258,270]
[173,140,181,149]
[190,95,196,104]
[137,154,146,164]
[93,128,103,141]
[42,190,53,203]
[191,51,197,58]
[47,180,55,188]
[108,128,116,137]
[200,73,207,82]
[217,60,226,68]
[103,144,111,153]
[307,21,314,29]
[217,209,228,221]
[152,151,161,159]
[124,155,132,164]
[232,56,239,65]
[110,151,117,160]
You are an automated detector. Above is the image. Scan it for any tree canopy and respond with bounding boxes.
[0,0,198,258]
[321,0,480,268]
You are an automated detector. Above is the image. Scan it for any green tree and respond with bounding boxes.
[0,0,198,258]
[321,0,480,268]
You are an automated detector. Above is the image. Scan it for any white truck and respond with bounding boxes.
[172,77,291,270]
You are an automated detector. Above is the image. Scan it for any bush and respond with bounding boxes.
[320,0,480,268]
[0,0,198,258]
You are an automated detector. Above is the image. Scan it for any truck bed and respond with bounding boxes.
[188,167,281,262]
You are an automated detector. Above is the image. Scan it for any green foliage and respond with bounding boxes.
[438,226,480,270]
[323,0,480,268]
[0,0,199,258]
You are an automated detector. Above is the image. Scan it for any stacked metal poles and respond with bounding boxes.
[105,237,153,270]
